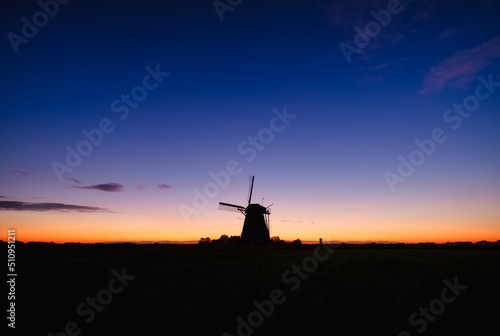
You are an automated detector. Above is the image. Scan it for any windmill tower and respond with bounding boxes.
[219,176,272,244]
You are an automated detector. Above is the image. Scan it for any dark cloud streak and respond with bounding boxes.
[9,170,29,176]
[0,201,107,212]
[70,183,124,192]
[66,178,82,184]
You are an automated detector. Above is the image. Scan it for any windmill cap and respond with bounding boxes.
[245,204,268,213]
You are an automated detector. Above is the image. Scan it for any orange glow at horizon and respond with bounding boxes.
[1,190,499,244]
[1,212,498,244]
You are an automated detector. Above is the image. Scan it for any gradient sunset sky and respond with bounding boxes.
[1,0,499,243]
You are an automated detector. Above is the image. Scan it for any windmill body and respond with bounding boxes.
[241,204,270,243]
[219,176,271,244]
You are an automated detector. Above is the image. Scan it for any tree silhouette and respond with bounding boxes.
[198,237,211,245]
[271,236,285,245]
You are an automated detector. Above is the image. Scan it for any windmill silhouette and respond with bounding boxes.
[219,176,272,244]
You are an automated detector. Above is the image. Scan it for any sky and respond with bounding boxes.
[1,0,499,243]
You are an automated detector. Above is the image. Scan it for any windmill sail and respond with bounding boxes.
[218,202,245,214]
[247,175,254,207]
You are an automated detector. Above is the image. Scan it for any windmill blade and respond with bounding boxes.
[265,203,273,214]
[247,175,255,206]
[219,202,245,213]
[265,213,271,232]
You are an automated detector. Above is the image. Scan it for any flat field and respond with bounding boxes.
[9,243,500,335]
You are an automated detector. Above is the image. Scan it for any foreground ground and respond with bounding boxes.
[7,243,500,335]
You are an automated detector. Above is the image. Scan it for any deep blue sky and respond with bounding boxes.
[1,0,499,243]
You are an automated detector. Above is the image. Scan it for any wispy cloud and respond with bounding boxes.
[411,0,438,21]
[358,75,385,86]
[65,178,82,184]
[325,0,435,64]
[419,35,500,94]
[70,182,125,192]
[322,0,389,28]
[437,28,456,40]
[322,0,439,28]
[370,62,392,72]
[388,32,405,46]
[158,184,173,190]
[134,184,147,191]
[0,201,107,212]
[9,170,29,176]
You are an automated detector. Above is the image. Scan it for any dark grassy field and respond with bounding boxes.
[7,242,500,335]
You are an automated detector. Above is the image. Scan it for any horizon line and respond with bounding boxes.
[3,239,499,245]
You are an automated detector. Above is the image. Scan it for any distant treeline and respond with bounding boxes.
[1,239,498,249]
[198,235,302,246]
